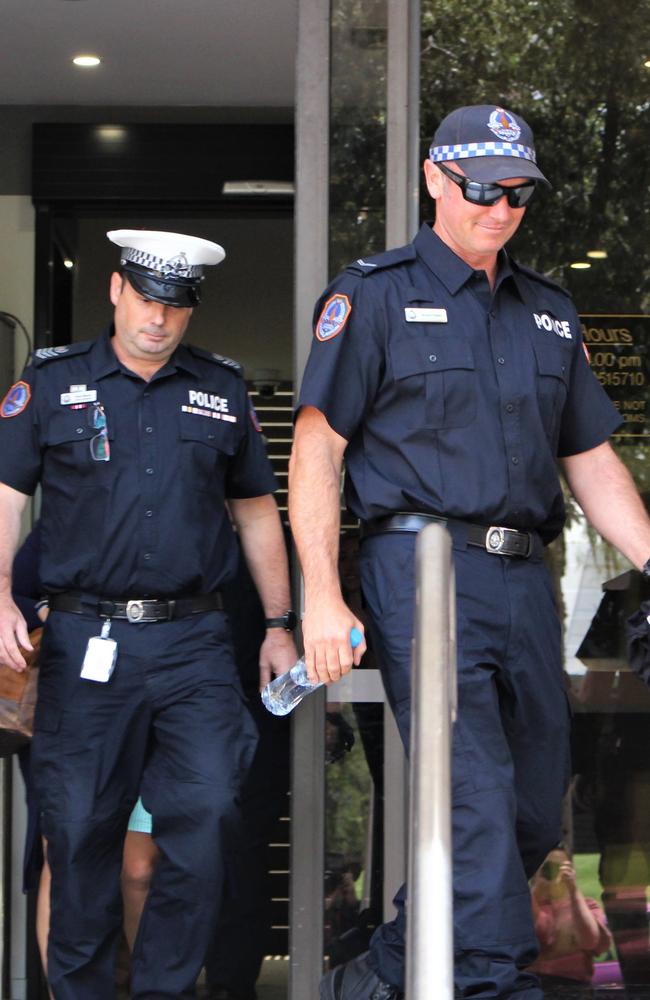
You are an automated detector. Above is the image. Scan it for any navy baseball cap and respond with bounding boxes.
[429,105,549,186]
[107,229,225,307]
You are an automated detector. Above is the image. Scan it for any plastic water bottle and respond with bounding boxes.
[261,627,363,716]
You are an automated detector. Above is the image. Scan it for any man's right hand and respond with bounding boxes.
[0,594,33,672]
[302,597,366,686]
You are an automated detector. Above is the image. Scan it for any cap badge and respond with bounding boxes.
[487,108,521,142]
[162,252,191,278]
[316,293,352,342]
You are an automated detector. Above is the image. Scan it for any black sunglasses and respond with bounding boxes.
[437,161,537,209]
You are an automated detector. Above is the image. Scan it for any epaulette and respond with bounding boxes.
[345,244,416,277]
[513,262,572,299]
[31,341,93,367]
[188,344,243,375]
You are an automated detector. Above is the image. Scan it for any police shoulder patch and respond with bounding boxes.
[316,293,352,342]
[345,243,416,278]
[187,345,243,375]
[31,341,93,367]
[0,380,31,418]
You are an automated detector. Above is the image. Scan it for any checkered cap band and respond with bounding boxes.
[120,246,203,280]
[429,141,537,163]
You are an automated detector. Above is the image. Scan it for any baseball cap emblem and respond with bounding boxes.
[487,108,521,142]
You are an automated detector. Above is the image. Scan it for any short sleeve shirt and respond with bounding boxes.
[298,224,622,542]
[0,329,277,595]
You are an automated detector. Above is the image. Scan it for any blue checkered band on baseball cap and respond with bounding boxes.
[430,141,536,163]
[429,105,549,186]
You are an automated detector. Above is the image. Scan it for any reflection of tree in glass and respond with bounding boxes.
[330,0,388,275]
[329,1,650,311]
[325,707,373,859]
[418,0,650,313]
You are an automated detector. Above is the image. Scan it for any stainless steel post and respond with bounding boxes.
[406,522,456,999]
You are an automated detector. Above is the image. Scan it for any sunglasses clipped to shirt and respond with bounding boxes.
[437,161,537,209]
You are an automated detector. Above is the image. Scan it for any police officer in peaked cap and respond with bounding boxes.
[0,229,297,998]
[289,105,650,1000]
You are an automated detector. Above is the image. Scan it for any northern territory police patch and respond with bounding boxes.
[487,107,521,142]
[249,402,262,432]
[0,380,31,418]
[316,294,352,342]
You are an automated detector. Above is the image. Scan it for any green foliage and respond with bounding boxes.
[329,0,650,311]
[325,707,374,860]
[421,0,650,310]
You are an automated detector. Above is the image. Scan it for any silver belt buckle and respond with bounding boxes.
[486,526,507,554]
[485,526,530,557]
[126,599,145,623]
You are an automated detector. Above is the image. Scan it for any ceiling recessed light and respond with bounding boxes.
[570,262,591,270]
[645,59,650,68]
[63,259,74,270]
[586,249,608,259]
[73,55,101,67]
[96,126,127,142]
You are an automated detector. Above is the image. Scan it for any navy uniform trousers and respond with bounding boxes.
[358,532,570,1000]
[31,609,258,1000]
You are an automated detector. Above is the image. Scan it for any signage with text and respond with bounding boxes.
[580,315,650,439]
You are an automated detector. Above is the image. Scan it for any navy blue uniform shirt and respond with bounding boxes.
[0,329,276,596]
[298,224,622,543]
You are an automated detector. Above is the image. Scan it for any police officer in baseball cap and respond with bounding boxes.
[291,103,650,1000]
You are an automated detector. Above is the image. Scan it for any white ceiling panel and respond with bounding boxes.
[0,0,297,106]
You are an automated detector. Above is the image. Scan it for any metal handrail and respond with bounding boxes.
[406,523,457,1000]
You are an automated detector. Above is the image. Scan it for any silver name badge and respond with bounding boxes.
[404,307,448,323]
[61,389,97,405]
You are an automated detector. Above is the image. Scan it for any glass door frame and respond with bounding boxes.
[290,1,420,996]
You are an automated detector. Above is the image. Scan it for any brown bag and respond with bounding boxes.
[0,627,42,756]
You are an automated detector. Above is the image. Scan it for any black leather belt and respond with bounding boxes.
[360,513,534,558]
[48,591,224,623]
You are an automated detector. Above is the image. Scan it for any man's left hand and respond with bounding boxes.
[258,629,299,690]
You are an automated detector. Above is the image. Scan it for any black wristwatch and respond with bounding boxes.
[642,558,650,579]
[264,610,297,631]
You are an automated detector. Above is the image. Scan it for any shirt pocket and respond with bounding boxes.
[532,340,570,443]
[44,407,114,481]
[390,333,476,429]
[179,411,237,491]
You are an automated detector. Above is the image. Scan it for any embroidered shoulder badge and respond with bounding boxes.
[0,380,31,418]
[249,402,262,432]
[316,293,352,342]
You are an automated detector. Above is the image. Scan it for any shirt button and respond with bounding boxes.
[76,427,84,434]
[145,509,153,517]
[143,553,152,561]
[511,456,519,465]
[505,403,514,413]
[497,356,505,365]
[429,354,437,363]
[145,468,154,475]
[145,426,153,433]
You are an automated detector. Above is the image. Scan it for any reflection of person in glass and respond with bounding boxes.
[575,561,650,988]
[529,846,611,997]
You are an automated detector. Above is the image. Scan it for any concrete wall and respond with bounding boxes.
[0,195,35,382]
